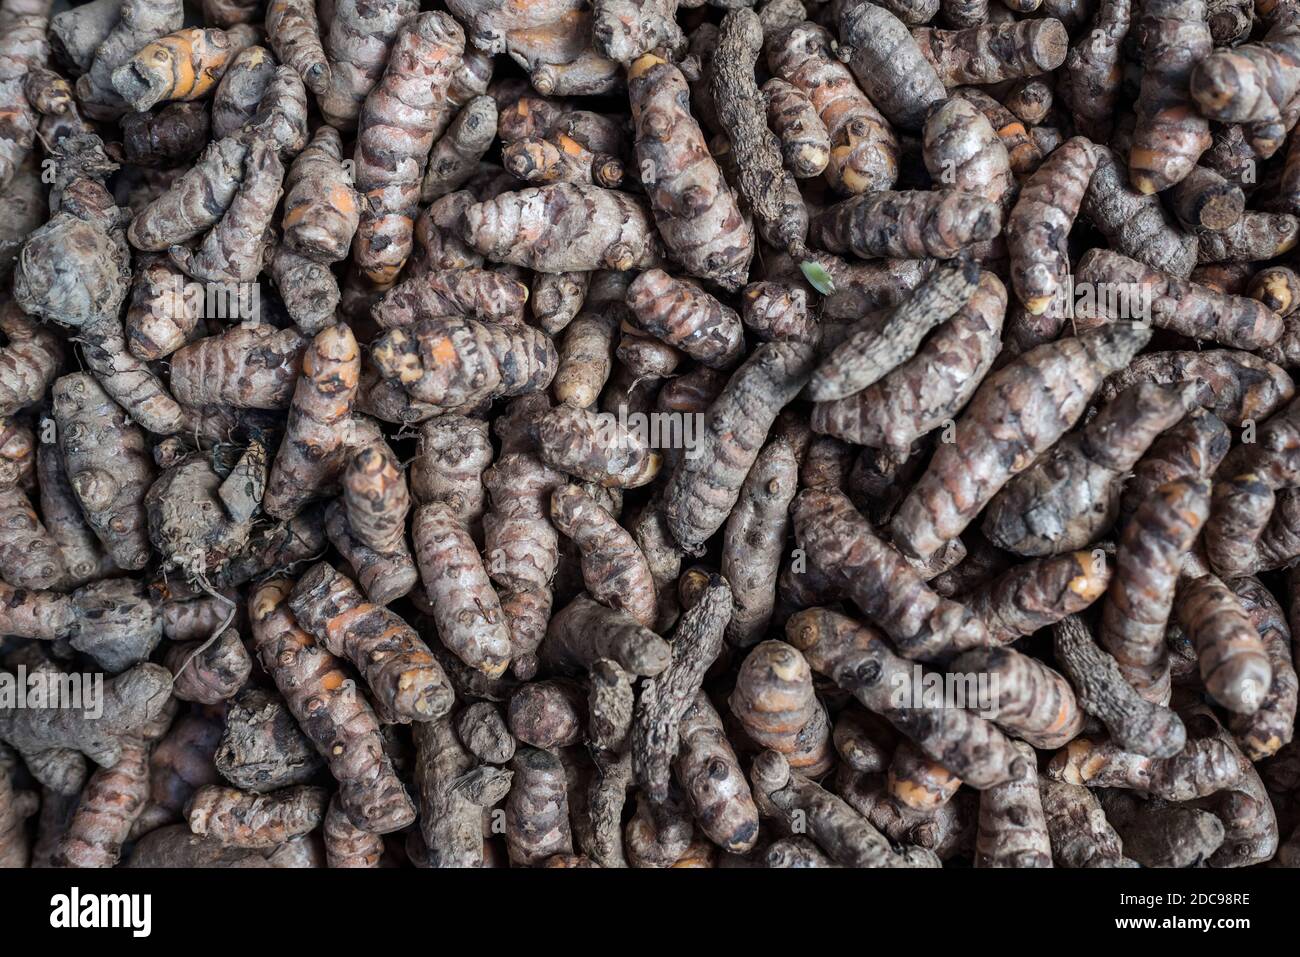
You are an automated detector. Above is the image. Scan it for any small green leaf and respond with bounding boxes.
[800,260,836,296]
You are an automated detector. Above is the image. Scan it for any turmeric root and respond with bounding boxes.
[982,382,1196,555]
[923,96,1016,211]
[146,456,254,578]
[1038,777,1132,868]
[1081,145,1198,278]
[165,627,252,704]
[341,434,410,560]
[811,189,1002,261]
[1048,734,1243,800]
[631,572,732,801]
[625,269,745,370]
[0,763,38,868]
[722,438,799,647]
[373,267,529,329]
[949,645,1084,749]
[740,282,818,346]
[423,96,499,201]
[51,373,156,571]
[289,562,453,723]
[793,487,990,660]
[729,639,834,775]
[1129,0,1212,193]
[837,5,945,132]
[1169,166,1245,232]
[628,51,753,290]
[1007,136,1097,315]
[213,688,323,793]
[326,499,417,606]
[892,322,1152,562]
[112,24,259,113]
[266,245,341,334]
[463,183,661,273]
[266,0,330,96]
[1054,614,1186,757]
[318,0,419,131]
[812,270,1005,452]
[592,0,683,64]
[58,702,173,868]
[14,138,130,334]
[413,501,514,678]
[761,78,830,180]
[243,65,310,158]
[1119,409,1229,531]
[170,136,283,283]
[122,101,211,171]
[414,414,494,528]
[371,317,556,409]
[1227,576,1297,761]
[508,679,583,750]
[533,270,593,336]
[210,45,276,139]
[323,797,384,866]
[249,579,415,833]
[456,702,515,765]
[665,342,815,552]
[550,484,656,628]
[535,403,661,489]
[187,784,328,847]
[170,323,307,411]
[962,551,1109,645]
[353,13,465,286]
[1099,790,1224,867]
[750,750,939,867]
[264,324,360,520]
[0,662,173,795]
[501,131,624,189]
[35,443,115,589]
[1190,21,1300,158]
[414,717,511,867]
[808,259,979,401]
[76,0,185,121]
[128,134,250,250]
[1198,211,1300,264]
[1057,0,1130,139]
[0,0,50,193]
[505,746,572,866]
[553,293,620,409]
[953,87,1043,177]
[677,692,759,853]
[787,607,1015,787]
[447,0,620,96]
[0,301,60,415]
[1177,574,1274,715]
[1098,349,1293,428]
[975,741,1052,868]
[212,507,327,588]
[282,125,361,264]
[913,19,1069,87]
[541,594,671,677]
[711,10,806,256]
[0,153,42,283]
[766,24,897,193]
[887,740,961,813]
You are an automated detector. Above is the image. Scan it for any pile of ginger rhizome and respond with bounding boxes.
[1,0,1300,871]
